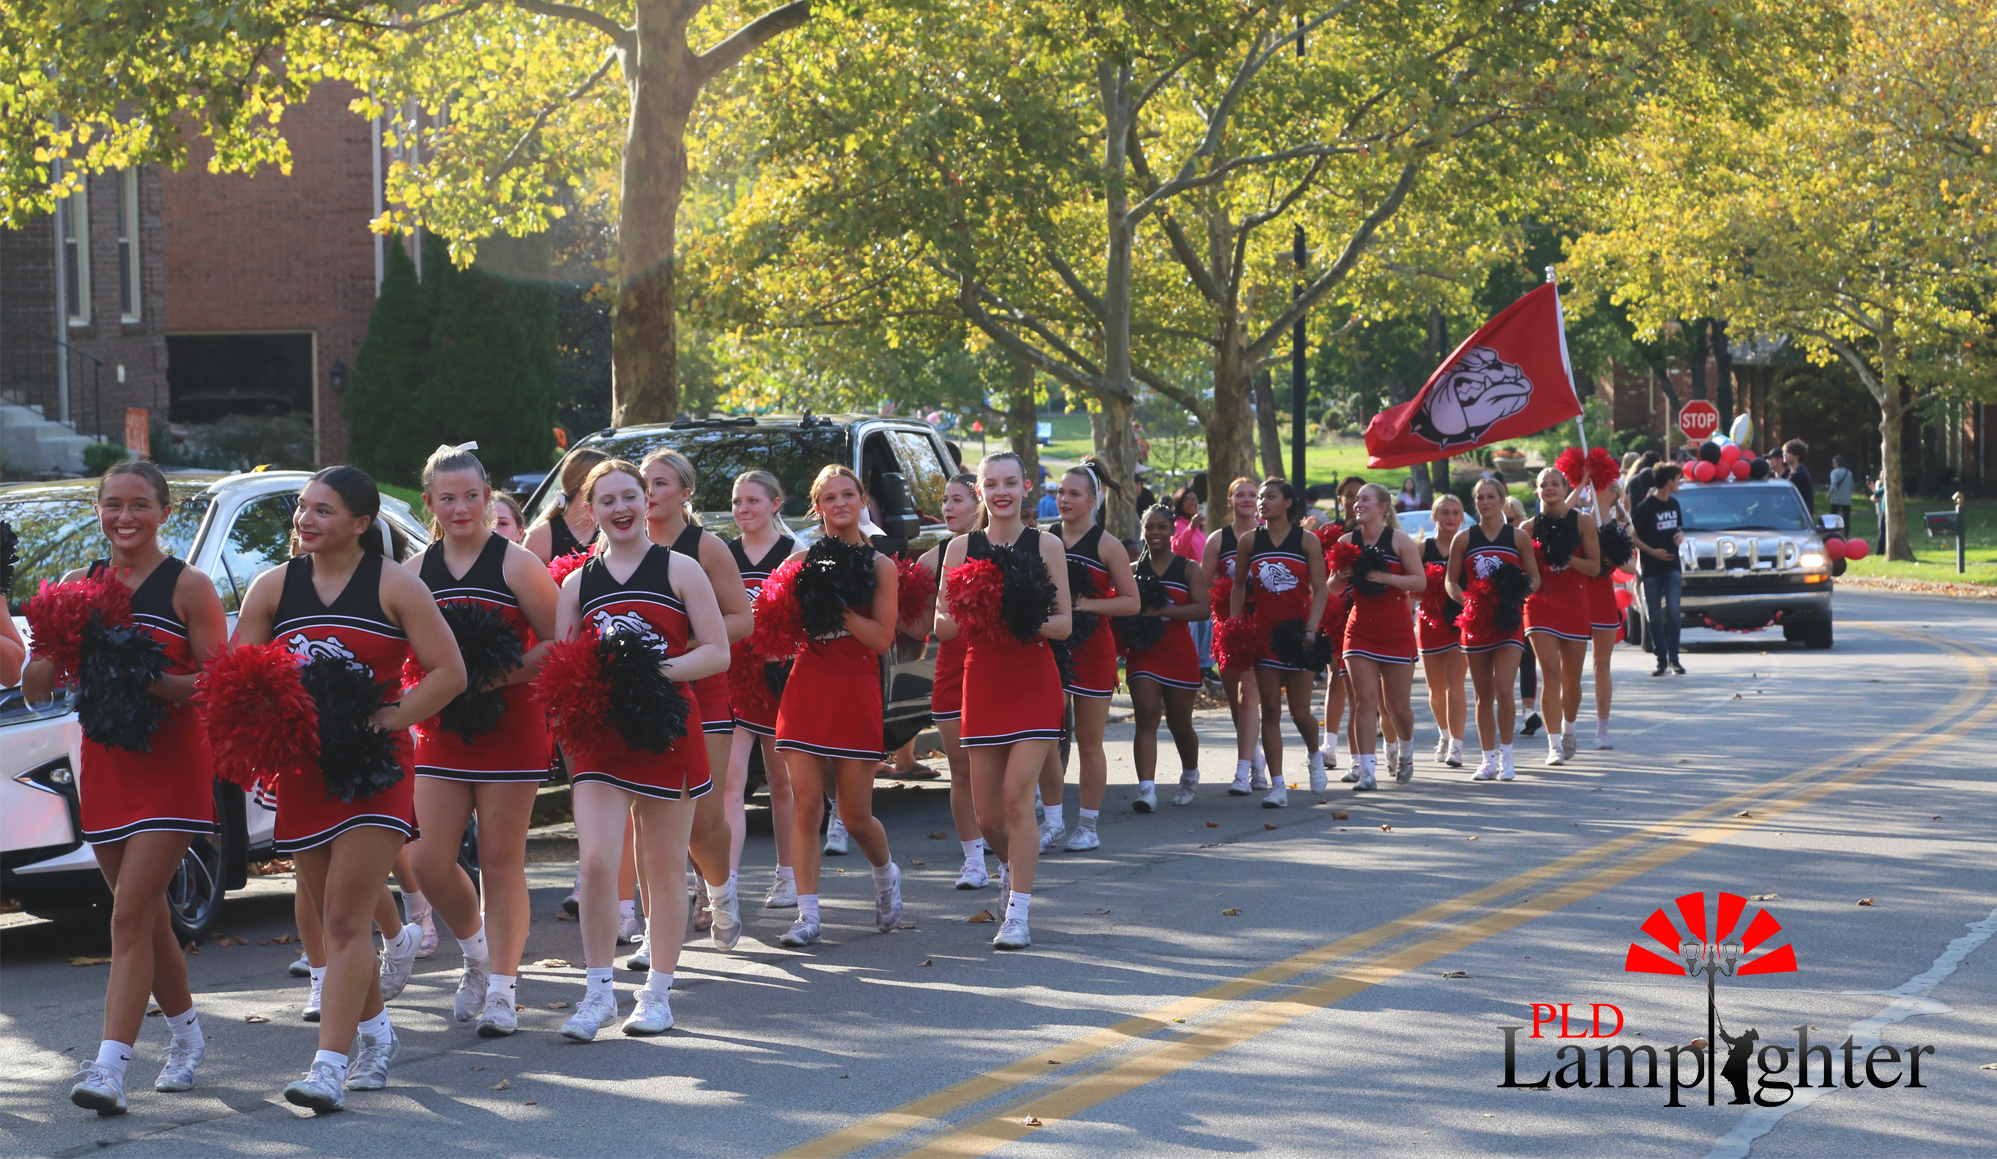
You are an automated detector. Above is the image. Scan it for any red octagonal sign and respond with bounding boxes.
[1679,400,1720,442]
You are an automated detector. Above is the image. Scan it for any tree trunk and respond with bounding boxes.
[1096,391,1140,538]
[1686,320,1707,402]
[1879,396,1913,561]
[1253,370,1284,479]
[1005,357,1040,489]
[1711,318,1733,424]
[1206,333,1255,529]
[1090,58,1140,538]
[612,5,698,426]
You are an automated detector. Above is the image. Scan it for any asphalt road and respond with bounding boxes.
[4,588,1995,1158]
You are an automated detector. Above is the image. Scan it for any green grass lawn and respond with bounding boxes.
[1841,496,1997,586]
[380,482,425,510]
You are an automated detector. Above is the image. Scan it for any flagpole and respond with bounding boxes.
[1547,265,1603,516]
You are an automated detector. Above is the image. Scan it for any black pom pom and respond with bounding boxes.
[597,629,692,755]
[1133,567,1169,613]
[763,658,792,700]
[1065,558,1099,647]
[1351,544,1394,598]
[1051,639,1077,690]
[1268,617,1335,670]
[435,600,526,742]
[797,536,878,639]
[299,657,404,803]
[1116,614,1169,655]
[0,519,17,598]
[1596,522,1635,569]
[983,543,1059,645]
[76,614,170,752]
[1535,511,1582,568]
[1489,562,1533,633]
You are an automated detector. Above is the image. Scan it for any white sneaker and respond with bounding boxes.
[155,1037,205,1092]
[780,917,821,947]
[1434,736,1451,764]
[1308,750,1327,794]
[992,917,1032,950]
[477,994,518,1038]
[1324,745,1339,769]
[874,862,904,932]
[823,818,850,856]
[1262,780,1289,808]
[1170,778,1197,807]
[1353,768,1377,792]
[1499,750,1517,781]
[1544,745,1565,767]
[408,899,439,959]
[625,937,651,971]
[454,956,490,1023]
[1250,763,1271,791]
[765,875,799,909]
[711,886,743,951]
[1472,757,1499,781]
[70,1063,128,1115]
[955,859,990,889]
[1064,826,1100,852]
[561,882,581,917]
[560,990,619,1043]
[303,972,324,1022]
[288,952,312,978]
[1562,733,1578,760]
[1227,766,1252,795]
[1596,730,1614,751]
[345,1026,398,1091]
[617,913,645,944]
[1446,740,1464,768]
[1132,783,1157,813]
[281,1060,345,1113]
[1038,821,1064,852]
[379,930,419,1001]
[1341,766,1361,783]
[621,990,673,1036]
[690,885,713,933]
[1397,752,1415,785]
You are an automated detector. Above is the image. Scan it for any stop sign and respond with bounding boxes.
[1679,400,1720,443]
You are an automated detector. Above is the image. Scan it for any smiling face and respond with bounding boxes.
[96,472,167,555]
[1057,472,1095,522]
[1350,485,1385,525]
[941,480,980,534]
[643,461,693,532]
[1536,469,1571,511]
[1433,497,1465,540]
[424,467,490,542]
[1257,483,1291,524]
[294,480,370,555]
[590,470,648,545]
[978,458,1025,521]
[814,471,864,535]
[1229,480,1258,521]
[732,480,779,535]
[1142,508,1174,555]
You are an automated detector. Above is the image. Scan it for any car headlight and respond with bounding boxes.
[1798,552,1827,569]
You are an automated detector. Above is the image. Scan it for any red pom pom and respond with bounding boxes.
[1455,577,1498,639]
[1212,615,1268,674]
[1417,562,1452,630]
[1586,447,1621,491]
[533,635,622,766]
[727,638,780,722]
[1327,540,1362,576]
[896,555,936,627]
[1554,447,1587,487]
[548,547,594,586]
[1318,587,1350,638]
[1312,522,1347,553]
[25,575,133,682]
[749,558,808,659]
[1207,574,1234,619]
[197,643,318,787]
[944,557,1005,640]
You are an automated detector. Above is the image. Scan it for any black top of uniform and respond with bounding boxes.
[1632,495,1684,575]
[578,545,677,609]
[1465,521,1520,555]
[669,522,711,562]
[88,556,186,625]
[417,531,512,599]
[1251,523,1306,557]
[729,534,797,580]
[549,511,595,559]
[968,527,1042,558]
[276,551,390,627]
[1067,524,1106,564]
[1138,551,1189,587]
[1419,538,1462,619]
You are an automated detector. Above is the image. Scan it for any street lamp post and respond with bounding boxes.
[1291,225,1307,494]
[1681,940,1742,1105]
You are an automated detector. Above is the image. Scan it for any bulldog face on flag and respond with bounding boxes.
[1408,346,1534,452]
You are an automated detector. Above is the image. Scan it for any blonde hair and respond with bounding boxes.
[1430,491,1464,518]
[806,464,867,524]
[1502,496,1528,525]
[1358,482,1400,530]
[580,458,645,506]
[639,448,699,523]
[733,469,783,505]
[1535,466,1571,493]
[420,443,489,536]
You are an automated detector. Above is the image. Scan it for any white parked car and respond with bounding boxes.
[2,470,429,940]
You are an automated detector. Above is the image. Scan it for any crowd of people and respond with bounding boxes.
[22,441,1648,1120]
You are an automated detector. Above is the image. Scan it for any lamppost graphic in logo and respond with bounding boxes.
[1624,891,1799,1105]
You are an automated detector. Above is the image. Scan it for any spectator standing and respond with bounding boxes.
[1396,476,1423,512]
[1632,464,1688,677]
[1627,451,1662,508]
[1783,439,1816,514]
[1826,455,1855,528]
[1869,473,1887,554]
[1036,481,1060,521]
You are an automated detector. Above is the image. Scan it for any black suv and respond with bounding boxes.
[523,414,961,754]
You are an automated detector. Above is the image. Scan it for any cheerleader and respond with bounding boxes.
[1589,479,1633,749]
[1446,477,1541,781]
[407,444,561,1037]
[230,467,467,1112]
[773,466,902,947]
[1201,477,1267,793]
[551,459,728,1039]
[641,450,754,948]
[1523,469,1600,766]
[23,463,227,1115]
[1419,494,1469,768]
[1040,463,1140,852]
[1228,477,1330,803]
[935,451,1072,950]
[725,470,799,907]
[525,448,608,563]
[915,473,991,887]
[491,492,528,543]
[1127,505,1207,808]
[1334,484,1426,791]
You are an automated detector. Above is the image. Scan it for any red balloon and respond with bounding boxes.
[1614,588,1635,611]
[1692,460,1717,482]
[1741,447,1756,460]
[1845,538,1871,560]
[1729,459,1751,480]
[1824,537,1846,561]
[1719,443,1742,464]
[1612,569,1634,584]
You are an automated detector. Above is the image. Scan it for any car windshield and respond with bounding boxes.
[3,483,214,611]
[1677,485,1812,532]
[529,426,853,524]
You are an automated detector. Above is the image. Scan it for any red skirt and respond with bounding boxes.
[1126,621,1200,689]
[961,632,1064,747]
[775,635,884,762]
[931,634,967,722]
[692,672,733,735]
[1526,567,1593,641]
[1343,590,1417,665]
[1063,623,1118,698]
[569,684,712,801]
[414,682,551,782]
[1588,570,1622,632]
[1417,611,1461,655]
[79,701,218,844]
[273,732,418,854]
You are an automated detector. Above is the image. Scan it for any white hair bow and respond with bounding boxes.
[434,441,480,455]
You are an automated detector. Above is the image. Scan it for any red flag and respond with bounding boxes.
[1363,283,1582,469]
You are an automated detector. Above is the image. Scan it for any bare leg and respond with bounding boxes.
[971,740,1053,892]
[1592,626,1617,729]
[1223,668,1261,760]
[572,783,636,971]
[1163,685,1200,770]
[295,880,326,968]
[1072,695,1111,810]
[618,813,639,910]
[832,760,892,867]
[1129,678,1165,784]
[1377,671,1401,746]
[786,754,830,896]
[1559,638,1588,731]
[1346,658,1384,756]
[372,884,402,940]
[471,781,537,975]
[1379,662,1416,742]
[1492,646,1522,738]
[939,720,979,843]
[1254,665,1288,770]
[759,734,794,870]
[410,778,481,941]
[293,827,404,1054]
[1443,650,1468,740]
[1529,633,1567,744]
[629,795,696,977]
[95,833,195,1046]
[723,728,758,879]
[1468,652,1500,752]
[687,733,734,889]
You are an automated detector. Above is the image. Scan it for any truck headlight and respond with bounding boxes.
[1798,552,1826,569]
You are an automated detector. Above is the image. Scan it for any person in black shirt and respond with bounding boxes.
[1627,451,1661,508]
[1632,464,1686,676]
[1783,439,1815,514]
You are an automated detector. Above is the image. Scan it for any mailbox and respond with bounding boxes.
[1925,511,1964,538]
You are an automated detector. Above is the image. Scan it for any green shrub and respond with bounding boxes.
[1611,429,1660,457]
[83,441,129,475]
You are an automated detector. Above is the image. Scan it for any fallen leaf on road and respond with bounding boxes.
[556,913,575,921]
[928,831,946,839]
[1441,970,1469,979]
[1381,825,1392,832]
[1221,908,1241,916]
[1934,815,1942,820]
[472,1066,486,1071]
[910,861,925,867]
[1264,823,1278,830]
[968,910,995,923]
[1677,759,1692,764]
[1751,893,1779,901]
[1858,898,1876,906]
[545,1002,569,1010]
[898,922,916,929]
[1332,810,1349,820]
[1468,836,1480,841]
[1085,908,1109,915]
[184,942,198,954]
[69,956,109,966]
[532,958,574,969]
[1205,821,1219,828]
[492,1079,512,1090]
[1731,693,1742,700]
[839,1074,850,1079]
[1173,1018,1186,1024]
[524,1101,537,1106]
[243,1014,270,1024]
[919,959,933,967]
[1023,1117,1043,1127]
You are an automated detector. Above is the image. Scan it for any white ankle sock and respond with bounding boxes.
[776,865,796,885]
[1182,767,1200,784]
[1482,749,1498,766]
[870,862,894,889]
[1006,890,1032,924]
[94,1040,132,1079]
[357,1010,391,1044]
[404,889,429,915]
[314,1049,349,1071]
[644,970,673,998]
[1045,804,1065,831]
[585,967,613,995]
[1235,758,1253,779]
[457,925,489,962]
[166,1006,201,1046]
[1500,743,1514,761]
[1078,808,1099,830]
[1137,778,1154,791]
[487,973,517,1007]
[309,965,327,985]
[387,924,416,953]
[961,840,983,862]
[1252,745,1266,772]
[798,894,821,924]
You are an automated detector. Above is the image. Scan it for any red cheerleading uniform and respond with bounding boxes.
[1524,510,1593,642]
[729,533,796,736]
[668,523,735,735]
[412,533,549,782]
[1588,528,1624,632]
[1061,526,1119,698]
[269,552,417,853]
[958,529,1065,748]
[76,559,217,844]
[1246,525,1313,670]
[1460,522,1527,654]
[928,534,966,723]
[1417,538,1463,655]
[774,544,885,762]
[573,547,712,799]
[1341,526,1417,665]
[1124,553,1200,689]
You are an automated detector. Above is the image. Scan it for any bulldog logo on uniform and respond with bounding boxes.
[1408,347,1535,453]
[591,609,666,654]
[286,633,358,663]
[1255,558,1301,594]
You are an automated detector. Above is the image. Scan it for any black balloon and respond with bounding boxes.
[1748,458,1772,480]
[1699,440,1724,464]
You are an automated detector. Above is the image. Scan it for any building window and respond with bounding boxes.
[61,178,90,326]
[118,169,141,322]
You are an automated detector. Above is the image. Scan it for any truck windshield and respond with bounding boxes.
[1677,485,1811,532]
[531,426,853,524]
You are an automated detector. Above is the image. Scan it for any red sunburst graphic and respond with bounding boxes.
[1624,891,1799,976]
